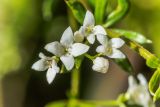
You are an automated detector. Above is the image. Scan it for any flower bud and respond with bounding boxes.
[92,57,109,73]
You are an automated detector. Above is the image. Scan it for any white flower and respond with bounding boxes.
[74,11,107,44]
[92,57,109,73]
[45,27,89,71]
[96,37,126,58]
[31,53,59,84]
[126,74,155,107]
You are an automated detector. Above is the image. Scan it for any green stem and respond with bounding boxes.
[83,100,121,106]
[85,53,102,61]
[70,68,80,99]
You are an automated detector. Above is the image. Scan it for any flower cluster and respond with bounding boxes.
[32,10,126,84]
[126,74,155,107]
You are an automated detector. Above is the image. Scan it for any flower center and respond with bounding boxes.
[105,43,113,55]
[106,47,113,55]
[85,26,94,35]
[46,60,53,68]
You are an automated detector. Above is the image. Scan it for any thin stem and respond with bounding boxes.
[70,68,80,99]
[85,53,102,60]
[82,100,121,106]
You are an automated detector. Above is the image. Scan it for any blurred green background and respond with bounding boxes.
[0,0,160,107]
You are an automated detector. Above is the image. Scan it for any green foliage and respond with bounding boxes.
[104,0,129,28]
[107,29,160,102]
[94,0,108,24]
[146,55,160,68]
[154,87,160,102]
[87,0,95,8]
[44,0,160,106]
[110,29,152,44]
[65,0,86,24]
[46,99,122,107]
[149,68,160,96]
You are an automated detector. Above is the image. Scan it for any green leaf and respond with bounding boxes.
[103,0,129,28]
[113,58,133,74]
[110,29,152,44]
[94,0,108,24]
[146,55,160,68]
[87,0,95,8]
[154,87,160,102]
[65,0,86,24]
[149,68,160,95]
[45,101,66,107]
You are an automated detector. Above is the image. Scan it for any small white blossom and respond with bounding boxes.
[45,27,89,71]
[126,74,155,107]
[74,11,107,44]
[96,38,125,59]
[31,53,59,84]
[92,57,109,73]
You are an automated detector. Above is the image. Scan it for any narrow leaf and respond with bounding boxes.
[65,0,86,24]
[110,29,152,44]
[149,68,160,95]
[146,55,160,68]
[104,0,129,27]
[154,87,160,102]
[94,0,108,24]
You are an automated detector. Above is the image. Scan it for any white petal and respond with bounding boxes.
[87,34,95,44]
[79,26,85,34]
[83,11,95,27]
[70,43,89,57]
[137,74,147,86]
[46,66,59,84]
[44,41,65,57]
[128,76,137,88]
[60,55,74,71]
[108,49,125,58]
[39,52,51,60]
[96,34,108,45]
[94,25,107,35]
[110,38,125,48]
[31,59,48,71]
[96,45,106,54]
[39,52,46,59]
[60,27,74,48]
